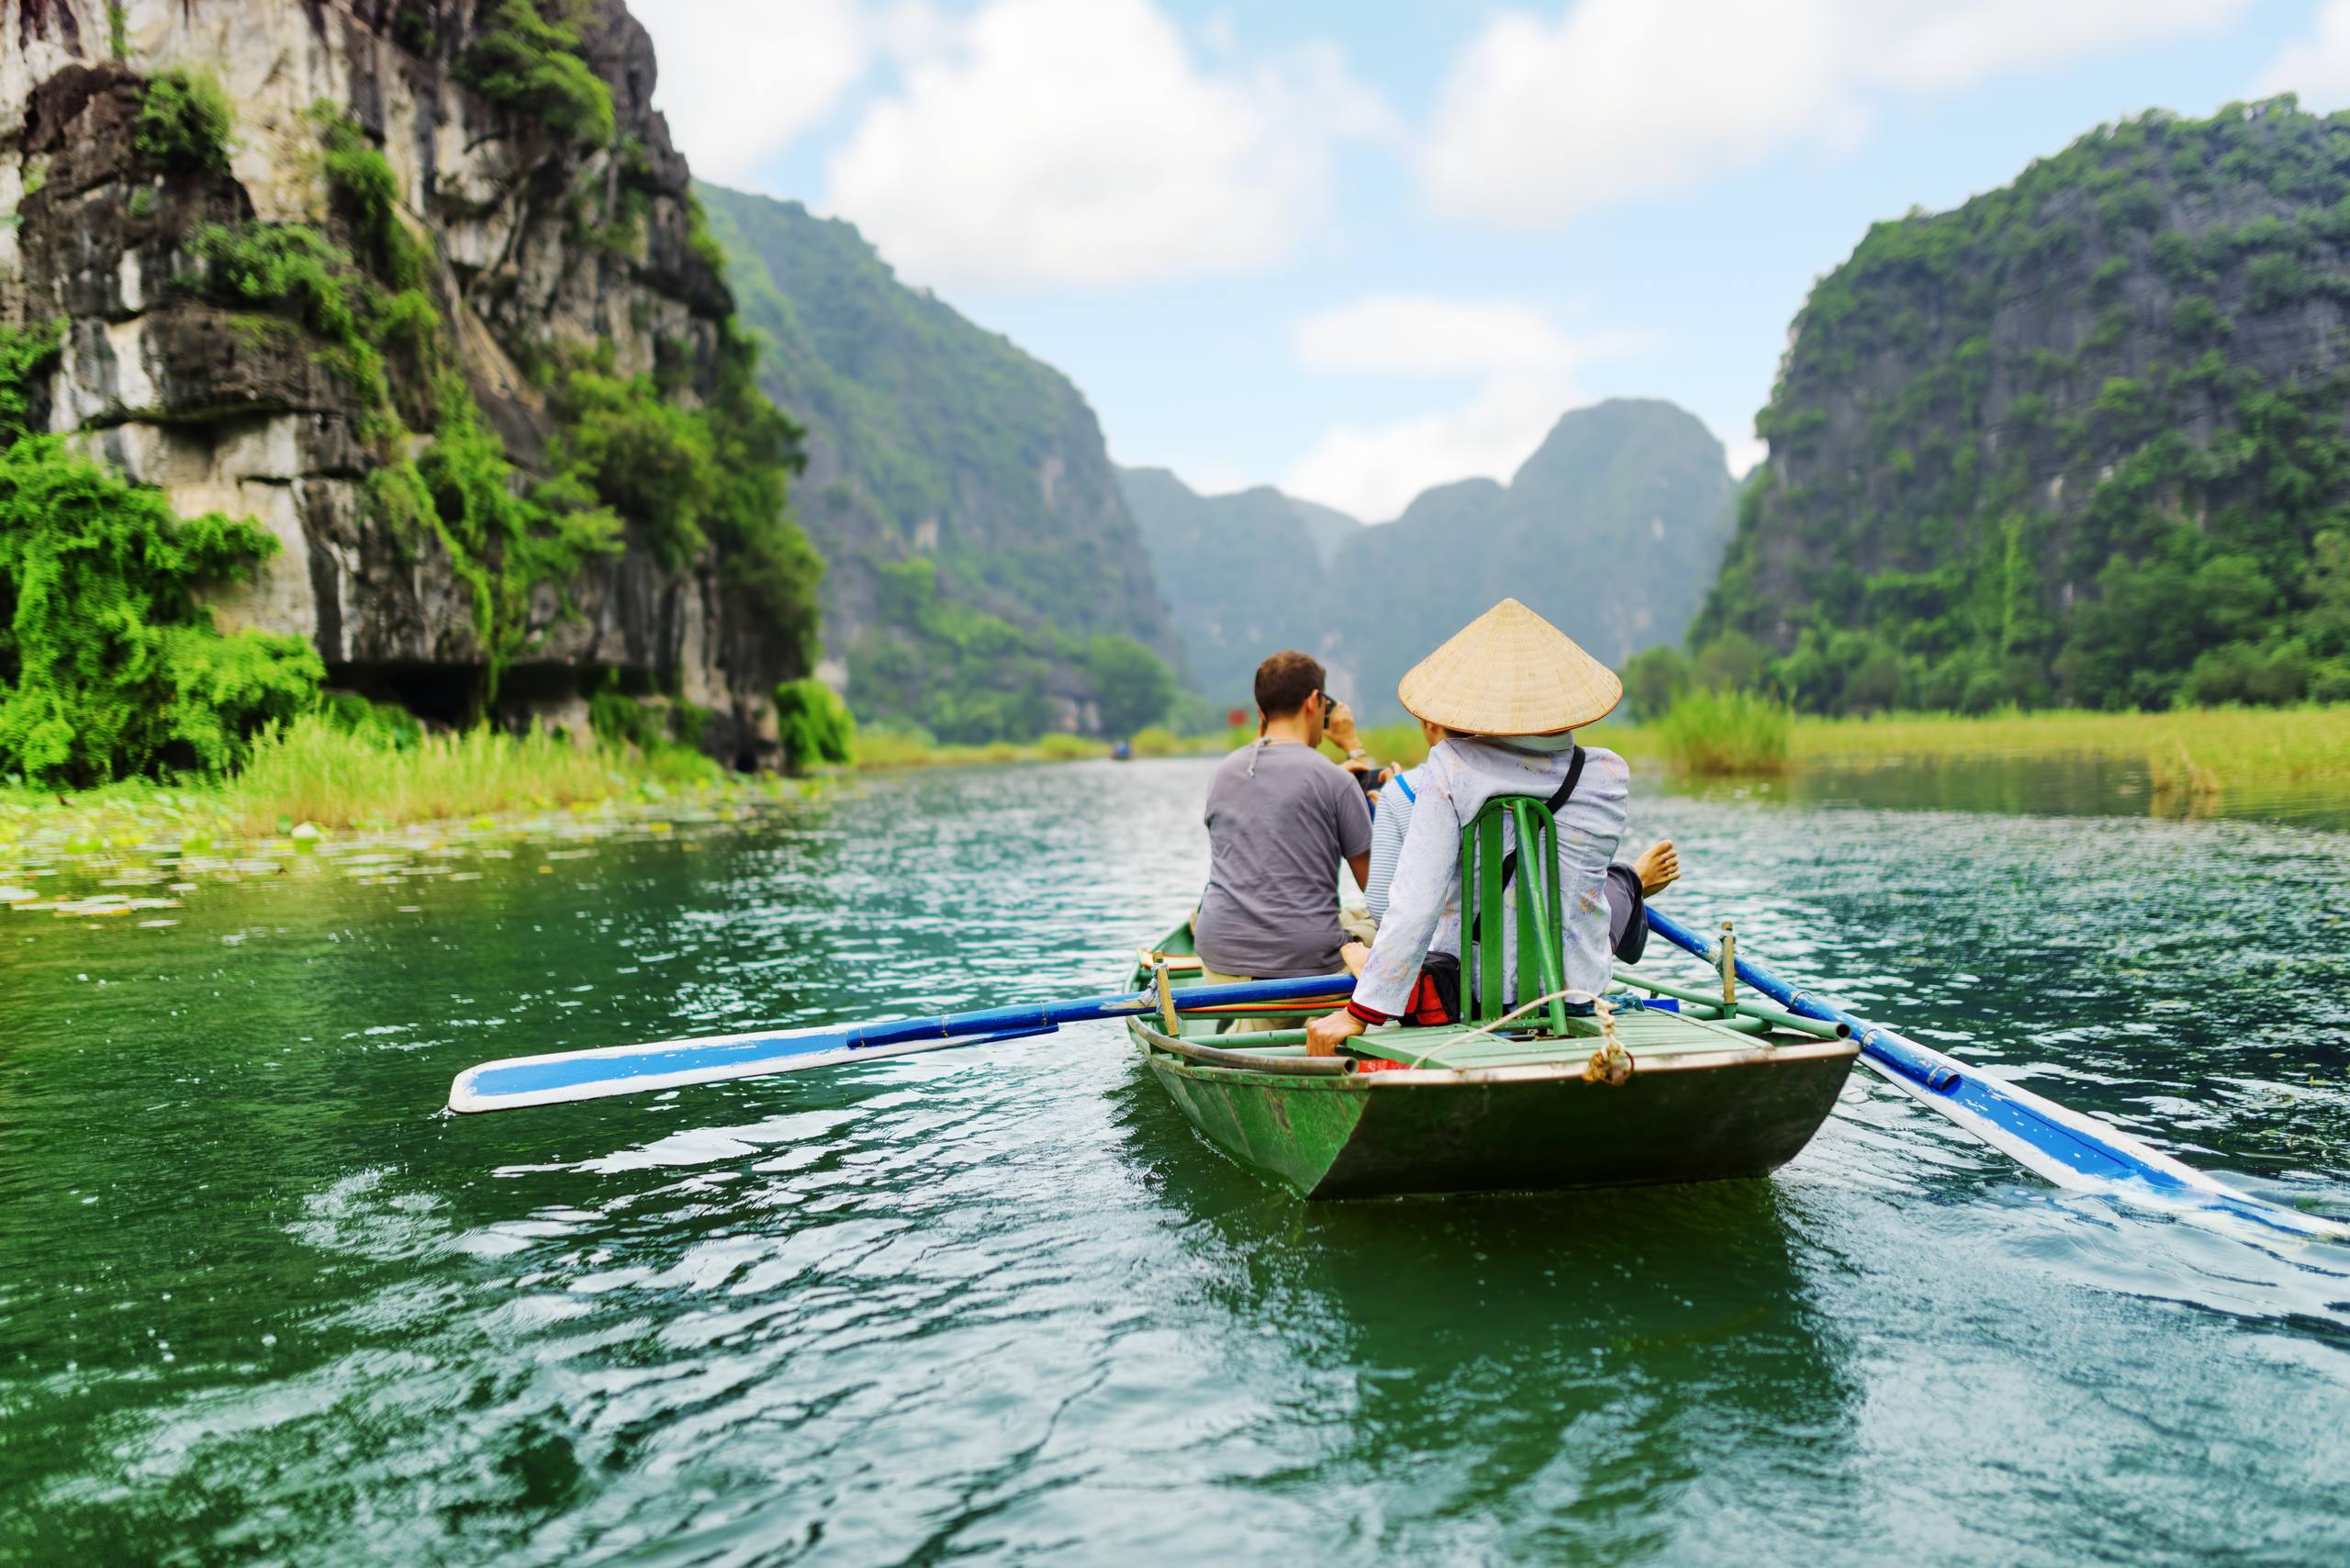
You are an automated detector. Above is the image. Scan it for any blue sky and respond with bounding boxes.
[641,1,2350,521]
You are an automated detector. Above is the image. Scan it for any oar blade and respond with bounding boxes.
[449,1022,954,1114]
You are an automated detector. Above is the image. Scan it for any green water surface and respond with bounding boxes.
[2,759,2346,1565]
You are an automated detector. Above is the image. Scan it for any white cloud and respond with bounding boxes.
[822,0,1390,288]
[2256,0,2350,107]
[638,0,876,187]
[1723,433,1768,479]
[1282,376,1579,524]
[1292,296,1590,376]
[1279,295,1644,521]
[1422,0,2250,227]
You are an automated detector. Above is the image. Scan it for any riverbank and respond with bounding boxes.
[0,718,815,919]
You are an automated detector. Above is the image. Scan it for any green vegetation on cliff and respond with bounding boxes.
[458,0,615,147]
[133,67,233,174]
[0,324,323,787]
[695,184,1179,740]
[188,118,821,701]
[1697,98,2350,714]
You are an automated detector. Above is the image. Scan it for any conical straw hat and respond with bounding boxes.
[1396,599,1623,735]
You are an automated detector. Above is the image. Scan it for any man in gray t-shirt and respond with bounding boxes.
[1193,651,1374,980]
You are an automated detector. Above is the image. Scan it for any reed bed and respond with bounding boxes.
[1785,704,2350,791]
[849,725,1108,770]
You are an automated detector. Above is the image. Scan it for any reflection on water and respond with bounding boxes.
[1671,750,2350,831]
[2,758,2347,1563]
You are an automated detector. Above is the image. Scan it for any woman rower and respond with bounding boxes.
[1305,599,1632,1056]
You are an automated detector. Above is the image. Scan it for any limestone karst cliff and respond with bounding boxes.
[2,0,821,767]
[1697,99,2350,712]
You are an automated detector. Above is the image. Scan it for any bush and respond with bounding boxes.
[1621,645,1691,720]
[462,0,616,148]
[1083,633,1176,736]
[0,433,322,785]
[319,690,422,750]
[1693,631,1770,693]
[587,689,664,751]
[543,368,716,566]
[2182,640,2311,705]
[1657,690,1792,776]
[320,118,431,290]
[1128,724,1186,757]
[185,223,394,415]
[136,68,234,174]
[773,678,854,771]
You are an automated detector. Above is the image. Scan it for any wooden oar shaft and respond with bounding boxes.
[1646,908,2344,1238]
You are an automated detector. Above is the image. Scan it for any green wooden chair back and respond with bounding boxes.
[1458,796,1570,1036]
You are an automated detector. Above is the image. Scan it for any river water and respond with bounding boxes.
[3,757,2347,1565]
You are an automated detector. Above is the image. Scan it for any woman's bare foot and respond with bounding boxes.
[1632,839,1680,897]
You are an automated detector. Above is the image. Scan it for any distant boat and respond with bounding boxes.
[1110,740,1134,761]
[1125,918,1856,1199]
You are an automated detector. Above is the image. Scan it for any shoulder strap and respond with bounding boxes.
[1393,771,1416,803]
[1544,745,1588,815]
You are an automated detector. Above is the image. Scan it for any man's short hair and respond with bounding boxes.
[1254,651,1326,716]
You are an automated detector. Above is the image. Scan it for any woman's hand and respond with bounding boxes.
[1337,941,1371,977]
[1306,1009,1366,1057]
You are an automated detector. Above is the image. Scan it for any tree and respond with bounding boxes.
[1084,635,1176,737]
[1694,631,1768,693]
[1620,646,1691,721]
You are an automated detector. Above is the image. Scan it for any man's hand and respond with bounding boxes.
[1326,700,1367,763]
[1306,1009,1366,1057]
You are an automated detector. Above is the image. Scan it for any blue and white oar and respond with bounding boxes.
[445,974,1351,1114]
[1647,908,2347,1239]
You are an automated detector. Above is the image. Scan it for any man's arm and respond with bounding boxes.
[1347,850,1371,891]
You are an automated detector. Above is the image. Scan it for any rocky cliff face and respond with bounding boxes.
[1697,99,2350,711]
[1118,468,1339,709]
[2,0,811,762]
[698,185,1181,739]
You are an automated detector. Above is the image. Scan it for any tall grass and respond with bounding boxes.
[1784,704,2350,790]
[848,723,1113,771]
[218,715,718,833]
[1658,691,1794,775]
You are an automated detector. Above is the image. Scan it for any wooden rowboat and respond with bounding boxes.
[1125,920,1858,1200]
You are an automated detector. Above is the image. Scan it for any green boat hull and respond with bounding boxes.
[1137,1041,1856,1199]
[1127,921,1858,1200]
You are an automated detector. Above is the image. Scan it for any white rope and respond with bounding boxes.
[1395,990,1634,1085]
